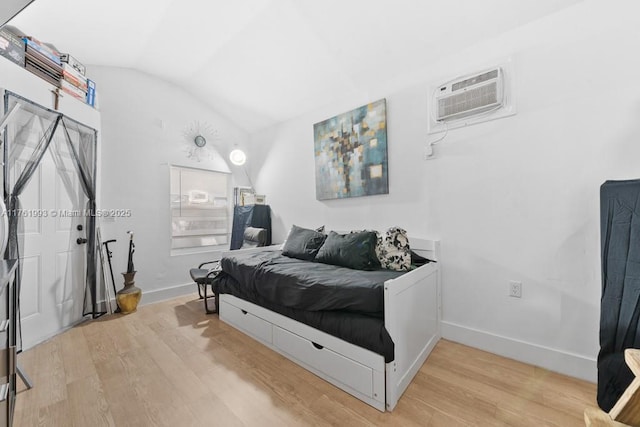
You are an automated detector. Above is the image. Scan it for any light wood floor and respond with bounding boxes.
[13,294,597,426]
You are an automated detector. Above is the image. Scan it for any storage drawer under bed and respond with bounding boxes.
[218,294,387,410]
[219,300,273,344]
[273,326,375,399]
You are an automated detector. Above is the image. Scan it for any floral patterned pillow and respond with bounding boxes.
[376,227,411,271]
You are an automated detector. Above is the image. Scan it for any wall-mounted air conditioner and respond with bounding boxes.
[427,59,516,135]
[435,68,503,122]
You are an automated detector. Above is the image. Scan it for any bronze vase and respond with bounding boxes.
[116,271,142,314]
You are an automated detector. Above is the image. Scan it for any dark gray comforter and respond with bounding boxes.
[220,250,404,315]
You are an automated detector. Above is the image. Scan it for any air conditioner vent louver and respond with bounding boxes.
[435,67,504,122]
[438,81,498,120]
[451,69,499,92]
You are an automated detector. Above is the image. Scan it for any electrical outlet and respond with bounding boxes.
[509,281,522,298]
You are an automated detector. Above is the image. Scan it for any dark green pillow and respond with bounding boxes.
[282,225,327,261]
[316,231,380,270]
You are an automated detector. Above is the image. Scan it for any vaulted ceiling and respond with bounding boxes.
[8,0,582,133]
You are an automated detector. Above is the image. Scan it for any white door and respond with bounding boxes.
[13,121,87,350]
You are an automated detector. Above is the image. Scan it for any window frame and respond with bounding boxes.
[169,164,231,256]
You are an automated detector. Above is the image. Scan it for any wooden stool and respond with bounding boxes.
[585,349,640,426]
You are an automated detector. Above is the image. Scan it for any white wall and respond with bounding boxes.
[90,66,250,304]
[248,1,640,382]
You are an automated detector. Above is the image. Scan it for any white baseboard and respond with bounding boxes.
[21,317,88,352]
[139,282,196,306]
[441,321,597,383]
[22,283,196,351]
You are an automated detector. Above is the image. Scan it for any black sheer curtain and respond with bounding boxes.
[598,179,640,411]
[3,96,61,349]
[2,92,102,352]
[59,117,101,318]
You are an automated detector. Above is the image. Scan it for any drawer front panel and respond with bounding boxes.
[220,301,272,344]
[273,326,373,398]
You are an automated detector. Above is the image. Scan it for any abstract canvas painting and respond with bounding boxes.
[314,99,388,200]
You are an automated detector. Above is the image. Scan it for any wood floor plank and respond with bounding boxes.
[66,374,115,427]
[60,326,98,384]
[33,339,67,408]
[37,400,72,427]
[143,336,210,402]
[421,356,580,425]
[181,394,246,427]
[13,293,596,426]
[409,373,500,424]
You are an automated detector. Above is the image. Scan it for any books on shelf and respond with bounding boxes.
[23,37,61,66]
[59,79,85,100]
[25,59,60,87]
[60,53,85,76]
[25,47,61,73]
[62,63,87,92]
[86,79,96,107]
[23,36,63,88]
[0,25,97,108]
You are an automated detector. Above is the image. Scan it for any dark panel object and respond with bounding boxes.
[598,179,640,411]
[230,204,271,250]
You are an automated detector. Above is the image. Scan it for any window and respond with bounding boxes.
[170,165,230,251]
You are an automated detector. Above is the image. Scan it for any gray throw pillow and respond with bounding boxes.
[315,230,380,270]
[242,227,266,248]
[281,225,327,261]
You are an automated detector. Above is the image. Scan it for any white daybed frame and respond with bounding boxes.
[218,237,441,411]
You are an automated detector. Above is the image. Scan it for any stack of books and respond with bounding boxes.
[60,61,87,101]
[0,25,98,109]
[59,53,95,107]
[23,36,62,87]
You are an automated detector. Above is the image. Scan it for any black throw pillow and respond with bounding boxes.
[315,231,380,270]
[281,225,327,261]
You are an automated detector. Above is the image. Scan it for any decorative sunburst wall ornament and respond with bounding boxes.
[182,121,219,162]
